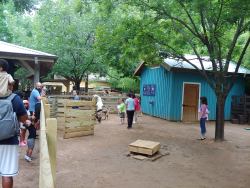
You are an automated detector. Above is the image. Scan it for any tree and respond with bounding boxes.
[0,4,12,42]
[106,69,140,93]
[14,66,31,90]
[94,0,250,141]
[0,0,37,13]
[6,0,108,91]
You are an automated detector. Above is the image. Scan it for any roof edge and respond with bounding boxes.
[133,61,146,76]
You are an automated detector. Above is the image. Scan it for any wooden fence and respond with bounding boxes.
[51,95,126,114]
[39,99,57,188]
[231,94,250,124]
[63,99,96,139]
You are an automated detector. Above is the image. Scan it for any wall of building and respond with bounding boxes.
[43,81,111,92]
[140,65,173,120]
[140,66,245,121]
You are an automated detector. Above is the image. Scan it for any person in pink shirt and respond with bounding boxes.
[198,97,208,140]
[132,93,141,124]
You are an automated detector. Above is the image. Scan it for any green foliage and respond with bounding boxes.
[94,0,250,95]
[14,66,31,90]
[106,69,140,93]
[118,77,140,94]
[0,4,12,42]
[0,0,37,12]
[5,0,108,90]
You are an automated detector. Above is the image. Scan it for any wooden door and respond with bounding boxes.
[182,84,199,121]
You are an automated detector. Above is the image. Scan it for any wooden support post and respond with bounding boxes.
[34,57,40,88]
[92,98,96,111]
[39,102,54,188]
[46,118,57,188]
[44,104,50,120]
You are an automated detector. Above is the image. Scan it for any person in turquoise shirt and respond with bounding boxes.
[125,93,135,129]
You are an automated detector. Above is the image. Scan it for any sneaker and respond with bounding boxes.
[132,121,136,124]
[19,141,26,147]
[24,155,28,160]
[26,156,32,162]
[23,140,27,144]
[118,123,122,125]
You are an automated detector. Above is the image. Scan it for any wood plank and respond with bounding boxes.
[65,126,94,133]
[65,121,95,128]
[231,102,244,104]
[65,116,96,122]
[66,111,95,117]
[231,111,244,114]
[129,146,153,155]
[46,118,57,188]
[64,130,94,139]
[39,102,54,188]
[57,117,65,122]
[128,140,161,155]
[57,126,64,131]
[66,101,94,107]
[58,99,67,103]
[57,108,65,113]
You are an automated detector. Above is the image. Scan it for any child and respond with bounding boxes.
[118,99,125,125]
[0,59,15,98]
[19,100,31,147]
[198,97,208,140]
[132,93,141,124]
[23,114,36,162]
[198,107,210,121]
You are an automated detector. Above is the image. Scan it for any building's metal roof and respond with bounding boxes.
[164,54,250,74]
[134,54,250,76]
[0,41,58,59]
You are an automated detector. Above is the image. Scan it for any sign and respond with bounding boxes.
[143,84,155,96]
[150,84,155,96]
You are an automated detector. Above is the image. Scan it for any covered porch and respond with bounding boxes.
[0,41,58,90]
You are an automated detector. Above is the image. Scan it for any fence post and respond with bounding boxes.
[92,98,96,111]
[45,104,50,120]
[46,118,57,188]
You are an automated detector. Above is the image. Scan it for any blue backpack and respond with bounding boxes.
[0,94,19,140]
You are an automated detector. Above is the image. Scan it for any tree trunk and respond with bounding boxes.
[74,80,81,91]
[215,95,226,141]
[85,74,88,93]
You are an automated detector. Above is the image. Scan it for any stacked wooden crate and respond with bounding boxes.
[231,94,250,124]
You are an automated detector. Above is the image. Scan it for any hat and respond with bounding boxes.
[23,100,29,104]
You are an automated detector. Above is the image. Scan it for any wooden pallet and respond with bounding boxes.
[129,140,161,156]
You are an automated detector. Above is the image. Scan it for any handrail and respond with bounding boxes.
[39,99,57,188]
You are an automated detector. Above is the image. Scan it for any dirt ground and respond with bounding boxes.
[2,114,250,188]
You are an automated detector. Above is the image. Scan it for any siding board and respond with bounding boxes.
[140,66,245,121]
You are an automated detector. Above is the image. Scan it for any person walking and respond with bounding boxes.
[198,97,208,140]
[72,90,79,109]
[29,82,43,125]
[23,119,37,162]
[132,93,141,124]
[125,93,135,130]
[0,94,28,188]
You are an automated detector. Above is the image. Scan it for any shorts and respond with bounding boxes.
[20,122,26,129]
[0,145,19,177]
[27,138,35,149]
[120,112,125,119]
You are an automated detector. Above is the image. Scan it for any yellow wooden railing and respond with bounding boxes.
[39,99,57,188]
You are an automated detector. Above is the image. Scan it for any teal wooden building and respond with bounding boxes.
[133,55,250,121]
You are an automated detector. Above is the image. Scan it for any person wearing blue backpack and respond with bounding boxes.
[0,60,29,188]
